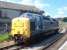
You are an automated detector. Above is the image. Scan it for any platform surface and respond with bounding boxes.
[58,41,67,50]
[45,33,67,50]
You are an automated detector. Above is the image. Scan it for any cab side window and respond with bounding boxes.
[30,21,35,31]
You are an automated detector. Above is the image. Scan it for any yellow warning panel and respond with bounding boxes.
[11,17,31,38]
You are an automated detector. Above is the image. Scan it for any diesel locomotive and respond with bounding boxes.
[11,13,59,44]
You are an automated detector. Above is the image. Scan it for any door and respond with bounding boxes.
[43,17,51,31]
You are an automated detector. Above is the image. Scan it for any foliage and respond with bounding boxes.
[46,15,50,18]
[63,17,67,22]
[0,33,10,42]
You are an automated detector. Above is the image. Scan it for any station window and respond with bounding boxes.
[0,10,2,17]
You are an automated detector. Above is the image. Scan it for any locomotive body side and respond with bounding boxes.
[26,13,59,36]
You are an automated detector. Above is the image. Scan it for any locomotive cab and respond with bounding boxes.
[11,13,43,44]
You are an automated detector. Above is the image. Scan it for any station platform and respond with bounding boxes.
[45,33,67,50]
[59,41,67,50]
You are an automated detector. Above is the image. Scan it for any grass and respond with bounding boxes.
[0,32,10,42]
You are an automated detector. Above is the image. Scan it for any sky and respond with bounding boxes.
[0,0,67,18]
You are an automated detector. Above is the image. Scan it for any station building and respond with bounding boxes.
[0,1,44,33]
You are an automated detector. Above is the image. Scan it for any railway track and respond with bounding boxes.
[0,43,25,50]
[28,33,64,50]
[0,33,65,50]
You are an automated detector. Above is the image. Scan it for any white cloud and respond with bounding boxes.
[43,12,51,16]
[0,0,34,5]
[34,0,51,16]
[54,6,67,18]
[57,10,64,15]
[34,0,50,10]
[34,3,50,10]
[0,0,21,3]
[20,0,34,5]
[0,0,6,1]
[64,7,67,11]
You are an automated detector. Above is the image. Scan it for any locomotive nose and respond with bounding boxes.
[11,17,31,44]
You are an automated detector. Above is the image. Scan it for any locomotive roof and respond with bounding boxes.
[20,13,43,17]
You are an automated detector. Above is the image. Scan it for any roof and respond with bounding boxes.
[0,1,43,13]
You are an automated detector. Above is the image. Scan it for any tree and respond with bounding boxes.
[63,17,67,22]
[46,15,50,18]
